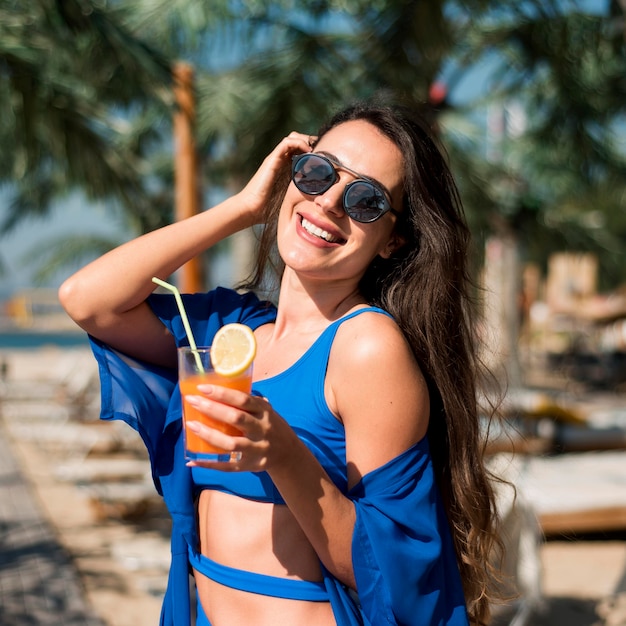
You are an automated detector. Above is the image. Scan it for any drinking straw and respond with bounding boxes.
[151,277,204,372]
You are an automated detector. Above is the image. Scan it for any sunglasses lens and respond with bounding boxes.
[344,182,387,223]
[292,154,335,194]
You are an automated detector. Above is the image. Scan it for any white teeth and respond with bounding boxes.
[301,218,339,243]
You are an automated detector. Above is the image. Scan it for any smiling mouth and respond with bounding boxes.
[300,217,344,244]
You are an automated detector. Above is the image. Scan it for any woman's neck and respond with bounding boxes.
[272,270,366,339]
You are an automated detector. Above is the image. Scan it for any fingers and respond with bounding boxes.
[285,131,317,148]
[185,419,241,451]
[239,131,316,214]
[183,388,271,470]
[273,132,317,160]
[186,385,266,438]
[195,383,259,412]
[185,392,250,434]
[185,419,245,467]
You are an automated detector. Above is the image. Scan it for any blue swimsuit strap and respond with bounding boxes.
[188,547,329,602]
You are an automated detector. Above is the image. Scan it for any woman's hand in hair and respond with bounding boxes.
[235,132,314,226]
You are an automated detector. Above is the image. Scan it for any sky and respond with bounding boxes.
[0,193,126,299]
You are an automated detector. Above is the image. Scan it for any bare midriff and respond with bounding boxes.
[195,490,337,626]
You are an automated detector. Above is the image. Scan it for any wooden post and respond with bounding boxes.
[481,234,523,387]
[173,62,203,293]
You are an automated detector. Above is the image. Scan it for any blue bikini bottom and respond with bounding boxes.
[189,547,330,625]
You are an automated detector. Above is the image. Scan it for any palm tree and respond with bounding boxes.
[0,0,177,230]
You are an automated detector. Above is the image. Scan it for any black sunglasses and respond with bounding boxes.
[291,153,399,223]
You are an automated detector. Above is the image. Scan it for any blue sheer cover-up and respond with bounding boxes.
[88,287,469,626]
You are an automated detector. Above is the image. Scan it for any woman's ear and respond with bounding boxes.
[379,231,406,259]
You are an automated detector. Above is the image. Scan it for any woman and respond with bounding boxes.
[59,100,499,626]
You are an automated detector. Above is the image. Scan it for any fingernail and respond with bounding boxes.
[197,384,214,394]
[186,420,201,432]
[185,395,202,406]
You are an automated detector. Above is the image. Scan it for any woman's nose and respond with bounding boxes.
[314,180,345,218]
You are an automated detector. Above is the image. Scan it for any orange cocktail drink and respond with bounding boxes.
[178,347,252,461]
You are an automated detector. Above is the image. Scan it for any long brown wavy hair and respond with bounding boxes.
[243,99,501,625]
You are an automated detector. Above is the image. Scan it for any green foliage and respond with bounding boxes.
[444,1,626,286]
[0,0,173,235]
[1,0,625,289]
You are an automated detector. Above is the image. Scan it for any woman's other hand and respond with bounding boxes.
[183,384,296,471]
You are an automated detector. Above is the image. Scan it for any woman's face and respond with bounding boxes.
[277,119,405,287]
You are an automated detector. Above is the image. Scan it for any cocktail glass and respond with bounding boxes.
[178,346,251,462]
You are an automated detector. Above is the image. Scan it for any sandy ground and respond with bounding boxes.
[10,434,168,626]
[2,346,168,626]
[2,346,626,625]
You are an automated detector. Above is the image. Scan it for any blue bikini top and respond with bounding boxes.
[191,307,391,504]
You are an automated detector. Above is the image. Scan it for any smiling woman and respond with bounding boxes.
[275,120,406,287]
[59,98,500,626]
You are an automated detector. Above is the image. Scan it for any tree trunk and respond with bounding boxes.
[173,62,204,293]
[482,233,523,387]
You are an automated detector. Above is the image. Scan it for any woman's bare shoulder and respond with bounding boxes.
[327,309,429,477]
[333,308,412,363]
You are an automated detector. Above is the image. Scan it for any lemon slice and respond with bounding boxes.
[211,323,257,377]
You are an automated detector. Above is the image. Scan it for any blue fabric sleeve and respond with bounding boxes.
[89,338,177,494]
[348,439,469,626]
[147,286,276,348]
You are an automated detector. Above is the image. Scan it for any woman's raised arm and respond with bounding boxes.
[58,195,251,366]
[58,132,313,366]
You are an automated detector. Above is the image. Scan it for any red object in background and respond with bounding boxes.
[428,81,448,106]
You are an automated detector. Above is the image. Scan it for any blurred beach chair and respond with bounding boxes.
[0,349,99,418]
[0,348,169,532]
[488,453,544,626]
[1,399,71,423]
[0,346,114,461]
[81,478,161,522]
[516,450,626,536]
[4,397,159,523]
[489,446,626,625]
[55,457,150,483]
[4,418,137,462]
[110,535,171,573]
[55,456,155,520]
